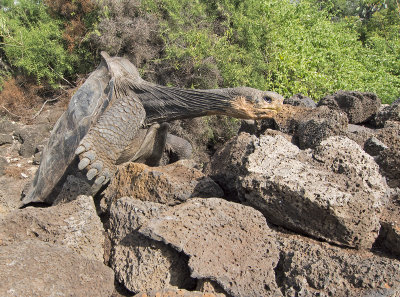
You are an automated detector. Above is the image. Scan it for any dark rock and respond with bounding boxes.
[364,136,388,156]
[376,149,400,188]
[238,105,348,149]
[372,98,400,128]
[317,90,381,124]
[297,106,348,149]
[0,240,114,297]
[284,94,317,108]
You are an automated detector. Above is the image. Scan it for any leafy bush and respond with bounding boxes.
[0,0,73,86]
[139,0,399,103]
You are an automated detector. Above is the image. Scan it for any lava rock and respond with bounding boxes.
[284,94,317,108]
[0,240,114,297]
[318,90,381,124]
[140,198,281,297]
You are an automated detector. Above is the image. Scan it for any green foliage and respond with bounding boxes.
[141,0,400,103]
[0,0,73,86]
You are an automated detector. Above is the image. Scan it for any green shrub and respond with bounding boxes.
[140,0,400,103]
[0,0,73,86]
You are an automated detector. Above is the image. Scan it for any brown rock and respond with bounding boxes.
[140,198,281,297]
[317,90,381,124]
[297,106,348,149]
[0,240,114,297]
[109,197,195,293]
[275,232,400,297]
[133,289,220,297]
[103,160,223,210]
[0,195,105,261]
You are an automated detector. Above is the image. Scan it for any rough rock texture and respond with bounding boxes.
[377,188,400,257]
[238,105,348,149]
[0,195,105,261]
[140,198,281,297]
[0,175,30,214]
[297,106,348,149]
[317,90,381,124]
[0,133,13,145]
[275,232,400,297]
[364,136,388,156]
[109,197,195,293]
[376,149,400,188]
[13,124,50,157]
[52,173,93,205]
[103,160,223,211]
[284,93,317,108]
[133,289,221,297]
[205,133,257,201]
[373,98,400,127]
[210,133,386,248]
[0,240,114,297]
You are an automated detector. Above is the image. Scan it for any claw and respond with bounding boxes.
[91,161,103,172]
[87,168,98,180]
[78,158,90,170]
[75,145,85,155]
[95,176,106,185]
[83,150,96,162]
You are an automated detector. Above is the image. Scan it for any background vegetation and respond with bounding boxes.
[1,0,399,103]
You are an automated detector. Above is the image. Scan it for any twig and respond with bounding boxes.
[1,105,22,119]
[32,97,60,119]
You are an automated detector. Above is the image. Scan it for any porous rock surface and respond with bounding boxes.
[284,93,317,108]
[238,105,348,149]
[317,90,381,124]
[372,98,400,127]
[133,289,221,297]
[210,133,386,248]
[296,106,348,149]
[0,240,114,297]
[275,232,400,297]
[140,198,281,297]
[103,160,223,211]
[109,197,195,293]
[0,195,105,261]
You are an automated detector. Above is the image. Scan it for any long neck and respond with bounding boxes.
[135,83,236,124]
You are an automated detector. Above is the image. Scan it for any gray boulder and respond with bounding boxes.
[0,240,114,297]
[317,90,381,124]
[297,106,348,149]
[372,98,400,127]
[284,93,317,108]
[140,198,281,297]
[210,133,386,248]
[109,197,194,293]
[0,195,105,261]
[275,232,400,297]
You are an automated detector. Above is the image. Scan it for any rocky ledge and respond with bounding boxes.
[0,91,399,296]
